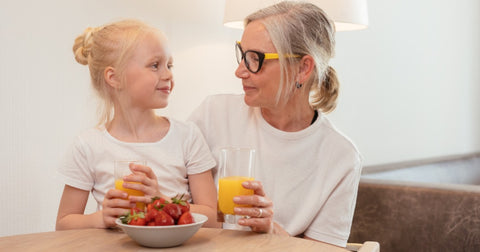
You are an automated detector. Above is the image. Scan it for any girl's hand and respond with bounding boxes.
[102,189,134,228]
[121,163,170,204]
[232,180,275,233]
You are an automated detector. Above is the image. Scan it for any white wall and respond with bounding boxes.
[1,0,479,236]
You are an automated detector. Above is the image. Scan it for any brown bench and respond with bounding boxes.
[348,153,480,251]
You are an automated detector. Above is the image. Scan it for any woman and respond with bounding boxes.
[189,1,362,247]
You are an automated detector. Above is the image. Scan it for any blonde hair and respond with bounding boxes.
[245,1,339,113]
[73,19,160,126]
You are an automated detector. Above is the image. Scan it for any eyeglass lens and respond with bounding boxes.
[235,43,262,73]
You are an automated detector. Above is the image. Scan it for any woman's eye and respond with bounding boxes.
[151,62,159,69]
[167,63,174,70]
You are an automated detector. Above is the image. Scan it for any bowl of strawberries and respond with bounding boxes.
[115,195,208,248]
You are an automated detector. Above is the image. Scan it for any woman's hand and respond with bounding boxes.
[233,180,274,233]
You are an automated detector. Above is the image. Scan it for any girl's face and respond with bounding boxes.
[121,32,174,111]
[235,20,281,109]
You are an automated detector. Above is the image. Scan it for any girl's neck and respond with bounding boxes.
[106,109,170,143]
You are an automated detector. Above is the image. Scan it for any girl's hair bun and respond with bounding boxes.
[72,27,98,65]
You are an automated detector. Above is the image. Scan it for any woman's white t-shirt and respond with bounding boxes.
[189,94,362,247]
[57,118,216,210]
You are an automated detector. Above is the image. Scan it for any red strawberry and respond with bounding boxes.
[177,211,194,225]
[119,207,146,226]
[162,203,182,220]
[129,217,146,226]
[145,207,159,223]
[155,210,175,226]
[172,194,190,214]
[150,197,169,210]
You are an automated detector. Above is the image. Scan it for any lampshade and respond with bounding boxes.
[223,0,368,31]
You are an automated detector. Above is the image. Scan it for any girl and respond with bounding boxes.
[56,19,219,229]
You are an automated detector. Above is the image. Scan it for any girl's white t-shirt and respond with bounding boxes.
[189,94,362,247]
[57,118,216,210]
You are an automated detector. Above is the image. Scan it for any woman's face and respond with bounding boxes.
[235,20,281,109]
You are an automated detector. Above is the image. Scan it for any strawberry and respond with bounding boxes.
[154,210,175,226]
[119,207,146,226]
[162,203,182,220]
[145,207,159,223]
[150,197,169,210]
[171,194,190,214]
[129,217,146,226]
[177,211,194,225]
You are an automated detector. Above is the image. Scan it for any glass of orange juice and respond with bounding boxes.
[114,160,147,210]
[217,147,255,230]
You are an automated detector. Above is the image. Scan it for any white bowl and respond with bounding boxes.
[115,213,208,248]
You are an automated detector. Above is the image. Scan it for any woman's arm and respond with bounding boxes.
[188,170,221,228]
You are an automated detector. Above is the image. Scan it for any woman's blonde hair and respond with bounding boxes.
[73,19,159,126]
[245,1,339,113]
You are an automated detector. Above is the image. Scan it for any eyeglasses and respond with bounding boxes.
[235,41,301,73]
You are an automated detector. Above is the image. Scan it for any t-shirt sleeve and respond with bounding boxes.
[183,122,216,175]
[57,136,94,191]
[304,154,363,247]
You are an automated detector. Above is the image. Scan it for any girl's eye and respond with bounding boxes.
[151,62,159,70]
[167,63,174,70]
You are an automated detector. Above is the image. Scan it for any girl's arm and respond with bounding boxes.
[188,170,221,228]
[55,185,104,230]
[56,185,133,229]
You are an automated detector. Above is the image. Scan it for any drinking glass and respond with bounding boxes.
[217,147,255,230]
[114,160,147,210]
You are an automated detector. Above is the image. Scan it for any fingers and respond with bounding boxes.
[102,189,135,227]
[242,180,266,196]
[233,180,274,233]
[122,164,160,196]
[238,216,274,233]
[103,189,134,209]
[129,163,158,182]
[234,206,273,219]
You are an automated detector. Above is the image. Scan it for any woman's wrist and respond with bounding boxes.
[272,222,290,236]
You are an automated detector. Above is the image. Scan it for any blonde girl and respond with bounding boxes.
[56,19,218,229]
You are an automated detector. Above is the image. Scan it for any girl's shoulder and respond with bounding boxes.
[75,126,106,142]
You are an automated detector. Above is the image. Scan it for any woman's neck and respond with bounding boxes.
[107,109,170,143]
[260,98,315,132]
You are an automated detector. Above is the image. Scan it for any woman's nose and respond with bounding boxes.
[235,61,249,79]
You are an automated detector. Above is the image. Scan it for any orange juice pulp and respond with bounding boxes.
[218,176,254,215]
[114,179,145,209]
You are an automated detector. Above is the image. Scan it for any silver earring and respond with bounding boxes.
[295,82,303,88]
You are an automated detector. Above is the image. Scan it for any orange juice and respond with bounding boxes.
[115,179,145,209]
[218,176,254,215]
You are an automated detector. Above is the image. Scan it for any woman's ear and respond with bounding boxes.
[297,55,315,84]
[104,66,120,89]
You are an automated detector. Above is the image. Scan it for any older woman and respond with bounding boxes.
[189,1,362,247]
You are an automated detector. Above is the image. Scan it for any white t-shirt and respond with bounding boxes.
[188,94,362,247]
[57,118,216,210]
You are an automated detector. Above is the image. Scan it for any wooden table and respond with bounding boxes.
[0,228,350,251]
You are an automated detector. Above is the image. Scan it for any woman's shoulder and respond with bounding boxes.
[317,116,362,161]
